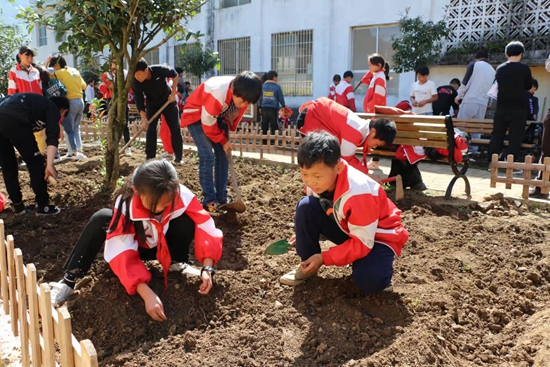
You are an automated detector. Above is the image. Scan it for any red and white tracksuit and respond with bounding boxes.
[8,64,42,95]
[334,80,356,112]
[361,71,387,113]
[306,161,408,266]
[181,76,247,145]
[104,184,223,295]
[300,97,371,174]
[328,83,337,101]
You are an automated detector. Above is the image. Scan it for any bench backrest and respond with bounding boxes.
[453,118,539,135]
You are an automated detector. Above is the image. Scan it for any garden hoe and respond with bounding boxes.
[119,100,171,156]
[381,175,404,201]
[219,154,247,213]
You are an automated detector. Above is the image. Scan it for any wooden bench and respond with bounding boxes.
[453,118,542,158]
[357,113,470,199]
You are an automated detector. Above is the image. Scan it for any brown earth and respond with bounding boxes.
[1,148,550,367]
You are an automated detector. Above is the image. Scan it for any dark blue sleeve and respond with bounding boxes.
[276,85,285,108]
[133,81,145,112]
[44,99,61,147]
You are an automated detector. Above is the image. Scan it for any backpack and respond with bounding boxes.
[45,73,68,98]
[523,122,543,145]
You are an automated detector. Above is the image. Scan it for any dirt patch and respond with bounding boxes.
[1,148,549,367]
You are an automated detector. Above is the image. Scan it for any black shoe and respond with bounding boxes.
[529,187,549,198]
[13,202,26,215]
[410,182,427,190]
[36,205,61,216]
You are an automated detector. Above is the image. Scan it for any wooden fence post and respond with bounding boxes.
[522,156,533,199]
[6,235,18,336]
[80,339,99,367]
[39,284,56,367]
[0,220,8,314]
[26,264,41,367]
[14,249,30,366]
[58,307,75,367]
[542,157,550,195]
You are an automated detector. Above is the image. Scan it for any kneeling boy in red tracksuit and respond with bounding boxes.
[280,131,408,294]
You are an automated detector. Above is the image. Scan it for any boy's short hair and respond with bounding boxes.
[333,74,341,82]
[532,78,538,89]
[298,131,341,169]
[87,78,94,84]
[175,67,184,74]
[343,70,354,79]
[135,58,148,72]
[232,71,263,104]
[505,41,525,57]
[475,48,489,59]
[266,70,278,80]
[369,118,397,146]
[450,78,461,86]
[416,65,429,76]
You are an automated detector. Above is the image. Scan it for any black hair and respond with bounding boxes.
[475,48,489,59]
[232,71,262,104]
[416,65,429,76]
[298,131,341,169]
[450,78,461,86]
[50,96,70,112]
[33,64,51,90]
[383,62,391,81]
[532,78,538,89]
[343,70,354,79]
[266,70,278,80]
[135,58,148,72]
[109,159,180,245]
[333,74,341,82]
[19,45,35,56]
[175,66,184,74]
[49,55,67,68]
[369,53,385,68]
[87,78,94,84]
[505,41,525,57]
[369,118,397,146]
[185,81,191,86]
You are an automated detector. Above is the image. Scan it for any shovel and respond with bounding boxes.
[119,100,171,155]
[381,175,404,201]
[265,239,292,255]
[219,154,247,213]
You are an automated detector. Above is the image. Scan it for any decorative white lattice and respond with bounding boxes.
[446,0,550,52]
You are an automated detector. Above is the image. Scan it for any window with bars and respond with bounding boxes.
[271,29,313,96]
[218,37,251,76]
[173,44,202,89]
[221,0,251,9]
[351,25,400,95]
[143,49,159,65]
[38,24,47,46]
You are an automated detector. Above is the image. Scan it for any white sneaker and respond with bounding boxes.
[160,152,174,160]
[173,159,185,165]
[54,156,63,164]
[72,152,87,160]
[125,147,132,156]
[280,267,316,286]
[49,282,74,303]
[169,262,201,277]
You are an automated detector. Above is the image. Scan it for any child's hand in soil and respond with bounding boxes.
[137,283,167,322]
[199,270,213,295]
[300,253,324,275]
[289,235,296,247]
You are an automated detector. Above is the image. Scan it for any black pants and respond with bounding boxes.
[0,120,49,207]
[536,109,550,180]
[261,107,279,135]
[488,109,527,161]
[64,208,195,278]
[389,159,424,188]
[106,99,131,144]
[145,102,182,161]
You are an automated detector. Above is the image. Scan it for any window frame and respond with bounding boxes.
[217,37,251,76]
[38,24,48,46]
[221,0,251,9]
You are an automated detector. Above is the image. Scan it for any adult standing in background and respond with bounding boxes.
[84,79,95,118]
[259,70,286,138]
[455,49,495,156]
[47,54,87,160]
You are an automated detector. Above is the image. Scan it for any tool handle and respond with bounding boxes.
[228,154,242,201]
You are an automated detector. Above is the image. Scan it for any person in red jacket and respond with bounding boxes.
[335,70,356,112]
[296,97,396,181]
[328,74,341,101]
[280,131,408,293]
[48,160,223,321]
[361,54,390,113]
[181,71,262,214]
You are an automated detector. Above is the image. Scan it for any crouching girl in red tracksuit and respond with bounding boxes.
[49,159,223,321]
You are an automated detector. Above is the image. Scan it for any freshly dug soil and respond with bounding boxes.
[1,148,549,367]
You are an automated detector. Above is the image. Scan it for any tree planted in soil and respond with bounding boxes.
[176,44,219,79]
[17,0,203,189]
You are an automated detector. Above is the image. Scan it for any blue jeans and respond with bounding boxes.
[61,117,76,153]
[67,98,85,152]
[294,196,395,294]
[187,121,228,204]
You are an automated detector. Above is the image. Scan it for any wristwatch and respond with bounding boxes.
[201,266,216,277]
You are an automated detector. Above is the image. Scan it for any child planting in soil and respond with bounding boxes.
[361,53,391,113]
[296,97,396,182]
[48,159,223,322]
[181,71,262,215]
[280,131,408,293]
[0,93,69,215]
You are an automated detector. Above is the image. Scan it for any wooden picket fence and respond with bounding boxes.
[0,220,98,367]
[489,154,550,199]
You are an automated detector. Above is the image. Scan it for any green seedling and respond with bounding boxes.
[265,239,291,255]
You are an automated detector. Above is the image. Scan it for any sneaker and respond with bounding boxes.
[169,262,201,277]
[173,158,184,165]
[49,282,74,303]
[54,156,63,164]
[62,154,74,160]
[160,152,174,160]
[409,182,427,190]
[36,205,61,216]
[203,201,225,217]
[72,152,87,160]
[529,187,549,198]
[125,147,132,157]
[13,202,26,216]
[382,282,394,292]
[280,267,316,286]
[513,168,523,176]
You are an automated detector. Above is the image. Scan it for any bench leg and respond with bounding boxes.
[445,174,471,199]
